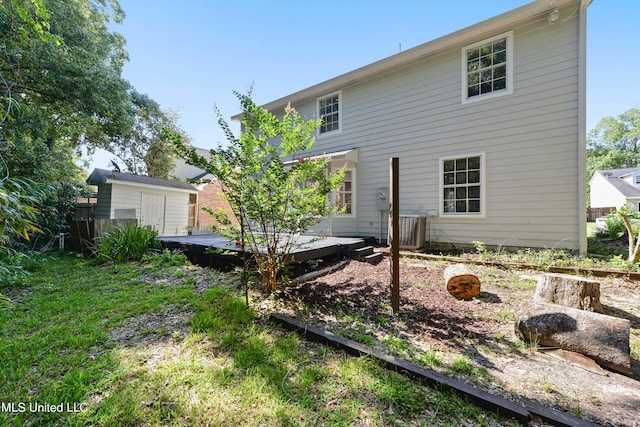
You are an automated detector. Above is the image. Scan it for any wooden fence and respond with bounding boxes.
[70,218,138,253]
[587,207,614,222]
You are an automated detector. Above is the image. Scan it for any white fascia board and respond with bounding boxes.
[107,179,198,194]
[232,0,583,120]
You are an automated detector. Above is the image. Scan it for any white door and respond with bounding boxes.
[141,194,165,234]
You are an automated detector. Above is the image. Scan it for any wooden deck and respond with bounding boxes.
[159,234,368,269]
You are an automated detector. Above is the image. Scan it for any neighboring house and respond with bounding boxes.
[86,168,198,236]
[171,148,236,229]
[239,0,591,252]
[590,168,640,212]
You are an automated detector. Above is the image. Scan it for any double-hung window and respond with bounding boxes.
[462,32,513,103]
[318,91,341,135]
[440,153,484,216]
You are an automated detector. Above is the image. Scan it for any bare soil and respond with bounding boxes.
[263,257,640,427]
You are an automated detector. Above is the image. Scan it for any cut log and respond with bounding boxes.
[534,273,603,313]
[515,300,631,374]
[444,264,480,300]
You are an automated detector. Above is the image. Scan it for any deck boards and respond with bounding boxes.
[159,234,366,267]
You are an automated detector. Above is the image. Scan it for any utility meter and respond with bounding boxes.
[375,188,389,211]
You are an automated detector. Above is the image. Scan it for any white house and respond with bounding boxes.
[242,0,591,252]
[590,168,640,212]
[87,168,198,236]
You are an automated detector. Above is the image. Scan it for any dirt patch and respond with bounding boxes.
[109,305,193,347]
[268,258,640,427]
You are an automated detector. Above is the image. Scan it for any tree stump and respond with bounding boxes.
[515,300,631,374]
[444,264,480,300]
[534,273,603,313]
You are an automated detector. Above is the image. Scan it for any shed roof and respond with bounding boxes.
[87,169,197,192]
[593,168,640,198]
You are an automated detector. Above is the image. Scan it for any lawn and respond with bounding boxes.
[0,252,517,426]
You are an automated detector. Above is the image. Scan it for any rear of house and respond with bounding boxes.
[251,0,590,252]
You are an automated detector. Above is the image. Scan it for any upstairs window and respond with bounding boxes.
[440,153,484,216]
[318,91,341,135]
[462,32,513,103]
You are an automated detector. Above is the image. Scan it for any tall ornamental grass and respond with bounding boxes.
[93,223,160,264]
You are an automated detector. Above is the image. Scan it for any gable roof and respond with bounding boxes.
[233,0,592,119]
[87,168,197,192]
[592,168,640,199]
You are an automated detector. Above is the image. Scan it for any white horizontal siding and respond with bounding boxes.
[164,192,191,236]
[590,174,626,209]
[110,184,141,220]
[285,4,582,249]
[109,183,192,236]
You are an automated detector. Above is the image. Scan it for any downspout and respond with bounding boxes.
[577,0,592,254]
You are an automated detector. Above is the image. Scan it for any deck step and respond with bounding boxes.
[363,252,384,264]
[351,246,374,260]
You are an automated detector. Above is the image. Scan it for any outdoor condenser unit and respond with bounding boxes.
[396,214,426,250]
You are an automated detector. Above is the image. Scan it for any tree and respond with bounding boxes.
[2,136,86,237]
[611,204,640,264]
[0,153,53,286]
[166,91,345,293]
[1,1,175,246]
[1,0,133,147]
[108,91,187,178]
[586,108,640,206]
[588,109,640,167]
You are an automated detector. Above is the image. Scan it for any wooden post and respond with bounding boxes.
[389,157,400,313]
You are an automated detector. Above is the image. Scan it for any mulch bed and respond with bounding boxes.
[268,257,640,427]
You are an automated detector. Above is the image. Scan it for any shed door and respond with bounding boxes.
[141,194,165,234]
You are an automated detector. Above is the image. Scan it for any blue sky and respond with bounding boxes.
[85,0,638,172]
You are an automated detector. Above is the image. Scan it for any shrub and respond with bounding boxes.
[604,215,626,238]
[93,223,160,264]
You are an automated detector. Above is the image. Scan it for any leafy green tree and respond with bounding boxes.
[0,155,53,286]
[108,91,186,178]
[2,138,85,238]
[586,108,640,206]
[166,91,345,293]
[1,0,132,146]
[588,109,640,167]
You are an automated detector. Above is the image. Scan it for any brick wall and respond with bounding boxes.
[197,181,238,227]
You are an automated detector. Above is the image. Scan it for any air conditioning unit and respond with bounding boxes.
[394,214,426,249]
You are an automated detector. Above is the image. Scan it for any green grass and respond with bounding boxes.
[631,329,640,360]
[0,253,519,426]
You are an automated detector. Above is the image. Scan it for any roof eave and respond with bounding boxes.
[232,0,585,120]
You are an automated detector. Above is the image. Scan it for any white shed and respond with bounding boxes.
[87,168,198,236]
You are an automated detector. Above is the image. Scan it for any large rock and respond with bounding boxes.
[515,300,630,374]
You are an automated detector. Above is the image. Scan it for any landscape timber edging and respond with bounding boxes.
[270,312,603,427]
[393,250,640,281]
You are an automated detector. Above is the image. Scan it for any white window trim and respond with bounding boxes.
[461,31,513,105]
[438,152,486,218]
[334,167,355,218]
[317,90,342,137]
